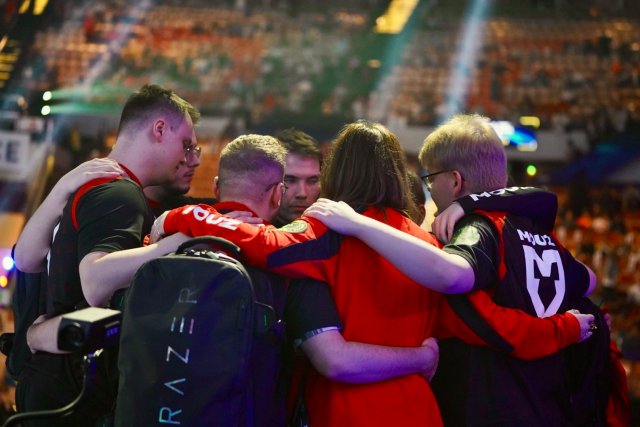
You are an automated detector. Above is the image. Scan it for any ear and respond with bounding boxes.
[269,182,283,210]
[451,170,465,197]
[212,176,221,199]
[152,119,166,142]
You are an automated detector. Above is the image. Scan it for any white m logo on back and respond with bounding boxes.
[522,246,565,318]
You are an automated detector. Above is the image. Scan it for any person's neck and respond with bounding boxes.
[220,197,272,221]
[144,186,169,204]
[109,149,150,188]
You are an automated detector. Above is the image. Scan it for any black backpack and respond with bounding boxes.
[115,236,287,427]
[564,297,612,427]
[1,267,47,380]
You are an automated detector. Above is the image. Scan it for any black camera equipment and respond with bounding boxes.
[2,307,121,427]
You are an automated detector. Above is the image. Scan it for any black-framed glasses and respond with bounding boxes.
[420,170,451,190]
[184,145,202,159]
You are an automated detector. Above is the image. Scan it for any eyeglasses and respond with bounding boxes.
[420,170,451,190]
[184,145,202,159]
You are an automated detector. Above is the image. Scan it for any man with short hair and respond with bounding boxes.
[273,128,322,227]
[13,84,197,426]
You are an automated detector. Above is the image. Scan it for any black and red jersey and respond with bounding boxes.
[439,210,591,427]
[19,172,152,426]
[46,177,152,315]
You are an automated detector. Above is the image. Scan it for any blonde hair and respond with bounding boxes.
[418,114,507,192]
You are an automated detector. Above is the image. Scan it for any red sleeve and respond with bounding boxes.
[164,204,335,281]
[434,290,581,360]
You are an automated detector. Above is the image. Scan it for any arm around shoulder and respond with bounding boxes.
[14,159,123,273]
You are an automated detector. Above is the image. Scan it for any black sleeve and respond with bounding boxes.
[563,247,592,303]
[76,180,149,260]
[443,215,501,291]
[456,187,557,231]
[285,278,342,346]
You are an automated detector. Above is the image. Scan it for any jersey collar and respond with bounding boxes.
[118,163,143,188]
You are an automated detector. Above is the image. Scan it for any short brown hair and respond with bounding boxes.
[321,120,418,219]
[418,114,507,192]
[117,84,200,136]
[275,128,322,165]
[218,134,287,201]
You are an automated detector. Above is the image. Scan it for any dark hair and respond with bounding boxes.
[117,84,200,136]
[321,120,418,219]
[408,171,427,225]
[275,128,322,164]
[408,171,426,205]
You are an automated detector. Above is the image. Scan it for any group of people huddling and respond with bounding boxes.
[11,84,627,427]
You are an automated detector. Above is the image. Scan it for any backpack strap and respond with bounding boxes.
[474,210,507,281]
[444,210,513,353]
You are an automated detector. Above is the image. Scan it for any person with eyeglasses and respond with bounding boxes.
[144,134,218,217]
[11,84,198,426]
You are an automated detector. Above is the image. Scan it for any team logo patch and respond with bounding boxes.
[278,220,308,233]
[452,225,481,245]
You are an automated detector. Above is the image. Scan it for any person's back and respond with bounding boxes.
[417,114,594,426]
[438,210,589,426]
[212,135,290,426]
[303,208,442,426]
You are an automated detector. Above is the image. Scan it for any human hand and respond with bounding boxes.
[304,198,363,236]
[567,310,596,342]
[150,211,169,243]
[26,314,48,354]
[432,202,464,243]
[58,158,123,195]
[419,337,439,382]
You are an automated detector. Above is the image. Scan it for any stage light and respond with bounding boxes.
[41,105,51,116]
[42,91,52,101]
[519,116,541,128]
[439,0,493,122]
[526,164,537,177]
[1,256,13,271]
[0,276,7,288]
[375,0,419,34]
